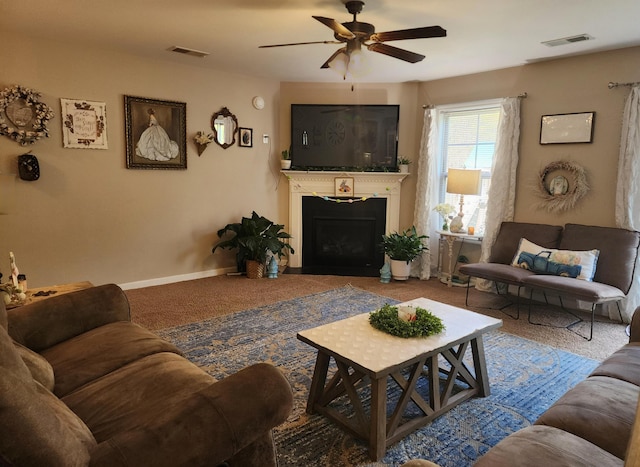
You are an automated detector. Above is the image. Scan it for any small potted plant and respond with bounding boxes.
[397,156,411,173]
[280,150,292,170]
[212,211,294,278]
[380,226,428,280]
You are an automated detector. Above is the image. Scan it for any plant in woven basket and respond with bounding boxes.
[212,211,294,275]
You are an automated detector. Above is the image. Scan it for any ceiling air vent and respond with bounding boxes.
[542,34,594,47]
[168,46,210,58]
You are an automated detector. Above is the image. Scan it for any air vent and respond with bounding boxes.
[542,34,594,47]
[168,46,210,58]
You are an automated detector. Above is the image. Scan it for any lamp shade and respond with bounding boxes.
[446,168,482,195]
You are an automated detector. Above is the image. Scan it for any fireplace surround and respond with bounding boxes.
[285,171,408,274]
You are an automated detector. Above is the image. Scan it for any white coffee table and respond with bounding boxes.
[297,297,503,461]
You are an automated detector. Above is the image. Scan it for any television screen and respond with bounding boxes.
[290,104,399,171]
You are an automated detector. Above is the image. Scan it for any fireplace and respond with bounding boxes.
[301,197,386,276]
[285,171,408,274]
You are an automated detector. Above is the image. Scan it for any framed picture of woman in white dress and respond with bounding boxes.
[124,96,187,169]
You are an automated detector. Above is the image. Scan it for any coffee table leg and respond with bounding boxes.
[306,351,330,414]
[369,376,387,461]
[471,336,490,397]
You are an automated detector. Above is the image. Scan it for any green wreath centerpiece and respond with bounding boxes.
[369,304,445,338]
[0,85,55,145]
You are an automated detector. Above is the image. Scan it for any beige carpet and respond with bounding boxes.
[125,274,629,361]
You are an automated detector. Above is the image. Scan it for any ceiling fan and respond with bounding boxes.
[259,0,446,70]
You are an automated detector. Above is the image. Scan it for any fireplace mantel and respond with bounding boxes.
[284,171,408,268]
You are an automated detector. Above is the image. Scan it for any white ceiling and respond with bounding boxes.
[3,0,640,83]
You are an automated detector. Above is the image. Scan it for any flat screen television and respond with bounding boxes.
[290,104,399,171]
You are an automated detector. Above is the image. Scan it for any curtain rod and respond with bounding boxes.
[422,92,527,109]
[608,81,640,89]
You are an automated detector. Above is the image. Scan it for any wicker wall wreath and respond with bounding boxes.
[535,160,589,212]
[0,85,54,145]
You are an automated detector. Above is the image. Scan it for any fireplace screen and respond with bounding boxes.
[302,197,386,276]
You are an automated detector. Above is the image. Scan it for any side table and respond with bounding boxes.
[7,281,94,309]
[437,230,483,287]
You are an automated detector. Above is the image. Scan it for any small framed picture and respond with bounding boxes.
[239,127,253,147]
[61,98,108,149]
[540,111,595,144]
[124,95,187,170]
[335,177,354,197]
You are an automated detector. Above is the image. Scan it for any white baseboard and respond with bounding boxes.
[118,267,236,290]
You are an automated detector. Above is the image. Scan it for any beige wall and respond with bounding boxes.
[1,30,638,288]
[419,46,640,227]
[0,34,282,288]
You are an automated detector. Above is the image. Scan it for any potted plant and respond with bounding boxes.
[397,156,411,173]
[212,211,294,278]
[380,226,428,280]
[280,150,292,170]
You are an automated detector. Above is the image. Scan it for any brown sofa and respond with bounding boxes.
[459,222,640,339]
[473,307,640,466]
[403,308,640,466]
[0,283,294,466]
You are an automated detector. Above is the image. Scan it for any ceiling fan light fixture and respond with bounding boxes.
[328,51,349,78]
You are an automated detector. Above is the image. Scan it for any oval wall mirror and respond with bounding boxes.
[211,107,238,149]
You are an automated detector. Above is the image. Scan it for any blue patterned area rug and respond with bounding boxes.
[157,285,599,467]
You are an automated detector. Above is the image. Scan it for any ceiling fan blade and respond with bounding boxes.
[367,43,425,63]
[259,40,342,48]
[370,26,446,42]
[320,47,347,68]
[313,16,355,40]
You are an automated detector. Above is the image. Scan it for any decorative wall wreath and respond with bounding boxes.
[0,85,54,145]
[535,160,589,213]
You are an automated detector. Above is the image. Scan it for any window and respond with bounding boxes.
[437,101,501,235]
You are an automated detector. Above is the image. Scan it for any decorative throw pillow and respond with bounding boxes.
[13,341,55,392]
[511,238,599,281]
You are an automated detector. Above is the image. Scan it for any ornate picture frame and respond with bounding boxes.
[334,177,354,197]
[124,95,186,170]
[61,98,108,149]
[239,127,253,147]
[540,112,595,144]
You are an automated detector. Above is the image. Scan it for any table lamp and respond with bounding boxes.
[446,168,482,233]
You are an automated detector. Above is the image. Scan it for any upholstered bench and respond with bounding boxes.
[459,222,640,339]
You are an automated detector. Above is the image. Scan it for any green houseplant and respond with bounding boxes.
[397,156,411,173]
[280,149,292,170]
[212,211,294,278]
[380,226,428,280]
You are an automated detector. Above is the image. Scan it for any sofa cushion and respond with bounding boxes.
[42,321,184,397]
[62,352,215,442]
[534,375,638,459]
[458,262,535,285]
[488,222,563,264]
[13,340,55,391]
[522,274,625,303]
[511,238,599,281]
[590,343,640,387]
[474,425,623,467]
[0,324,96,466]
[560,224,640,293]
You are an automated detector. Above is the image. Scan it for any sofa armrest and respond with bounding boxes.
[8,284,131,351]
[88,362,294,467]
[630,306,640,343]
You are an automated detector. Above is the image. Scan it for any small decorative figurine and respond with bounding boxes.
[267,256,279,279]
[380,262,391,283]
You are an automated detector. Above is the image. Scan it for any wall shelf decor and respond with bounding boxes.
[61,98,108,149]
[540,112,595,144]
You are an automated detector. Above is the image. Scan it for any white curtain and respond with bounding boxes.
[476,97,522,291]
[412,107,439,279]
[614,85,640,322]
